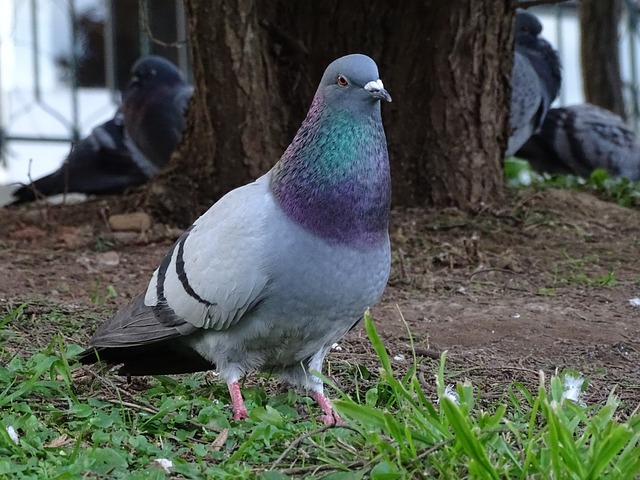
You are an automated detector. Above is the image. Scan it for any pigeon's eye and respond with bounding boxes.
[337,75,349,87]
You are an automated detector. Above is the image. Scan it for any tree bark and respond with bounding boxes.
[142,0,287,224]
[398,2,511,209]
[144,0,512,226]
[580,0,626,120]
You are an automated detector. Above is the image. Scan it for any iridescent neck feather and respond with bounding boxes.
[270,95,391,249]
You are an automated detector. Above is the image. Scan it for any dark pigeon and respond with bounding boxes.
[9,55,192,205]
[79,54,392,425]
[507,11,562,157]
[516,103,640,180]
[122,55,193,174]
[9,113,149,204]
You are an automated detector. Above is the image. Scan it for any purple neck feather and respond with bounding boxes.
[270,95,391,250]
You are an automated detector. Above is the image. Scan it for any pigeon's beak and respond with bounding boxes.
[364,80,392,103]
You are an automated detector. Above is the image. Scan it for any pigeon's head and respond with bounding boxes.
[316,54,391,114]
[515,11,543,46]
[124,55,185,96]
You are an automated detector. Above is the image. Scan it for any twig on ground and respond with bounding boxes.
[277,460,368,476]
[468,267,520,280]
[270,423,361,470]
[103,398,160,416]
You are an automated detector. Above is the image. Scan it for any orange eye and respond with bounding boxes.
[337,75,349,87]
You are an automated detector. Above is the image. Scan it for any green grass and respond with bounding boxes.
[505,157,640,208]
[549,253,619,287]
[1,305,640,479]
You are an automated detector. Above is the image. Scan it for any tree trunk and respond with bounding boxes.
[142,0,287,224]
[144,0,511,226]
[401,2,511,209]
[580,0,626,120]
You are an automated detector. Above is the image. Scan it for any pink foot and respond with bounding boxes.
[227,381,248,420]
[310,391,343,425]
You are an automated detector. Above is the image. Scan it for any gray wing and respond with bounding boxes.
[86,175,273,352]
[542,104,640,180]
[507,52,545,156]
[146,176,272,330]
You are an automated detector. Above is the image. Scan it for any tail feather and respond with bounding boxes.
[78,341,213,376]
[10,172,66,204]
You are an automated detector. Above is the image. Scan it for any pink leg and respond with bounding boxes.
[310,391,343,425]
[227,381,248,420]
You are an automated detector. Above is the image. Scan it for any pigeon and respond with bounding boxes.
[9,113,148,204]
[506,11,562,157]
[78,54,392,425]
[516,103,640,180]
[9,55,192,205]
[122,55,193,175]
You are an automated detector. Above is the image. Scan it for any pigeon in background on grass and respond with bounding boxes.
[8,55,192,205]
[516,103,640,180]
[506,10,562,157]
[79,54,392,425]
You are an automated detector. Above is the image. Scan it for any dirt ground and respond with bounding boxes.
[1,187,639,415]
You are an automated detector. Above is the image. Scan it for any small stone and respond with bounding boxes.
[112,232,140,245]
[108,212,151,232]
[96,251,120,267]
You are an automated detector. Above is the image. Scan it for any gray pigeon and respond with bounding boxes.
[9,55,192,205]
[507,11,562,157]
[79,54,392,425]
[516,103,640,180]
[122,55,193,176]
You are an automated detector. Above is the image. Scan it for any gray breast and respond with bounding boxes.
[188,203,390,370]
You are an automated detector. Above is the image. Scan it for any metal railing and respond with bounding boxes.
[0,0,189,181]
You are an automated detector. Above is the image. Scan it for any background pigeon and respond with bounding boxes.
[507,10,562,157]
[9,113,147,204]
[516,103,640,180]
[122,55,194,174]
[79,54,392,425]
[9,55,192,205]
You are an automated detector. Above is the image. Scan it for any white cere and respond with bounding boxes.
[364,79,385,92]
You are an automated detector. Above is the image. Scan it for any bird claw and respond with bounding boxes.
[232,406,249,421]
[310,390,343,425]
[320,412,344,426]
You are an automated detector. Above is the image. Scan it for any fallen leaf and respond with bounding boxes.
[212,427,229,451]
[45,434,69,448]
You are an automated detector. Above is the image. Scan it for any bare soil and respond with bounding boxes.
[2,187,639,414]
